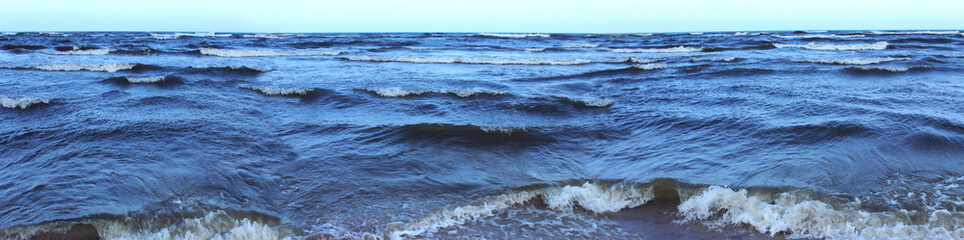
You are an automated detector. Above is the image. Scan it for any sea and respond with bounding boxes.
[0,30,963,240]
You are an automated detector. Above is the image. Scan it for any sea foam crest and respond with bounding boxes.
[795,57,910,65]
[241,34,285,39]
[871,30,960,35]
[1,96,51,109]
[150,32,232,39]
[846,66,930,73]
[200,48,342,57]
[43,47,111,55]
[610,46,702,53]
[361,88,506,98]
[632,63,669,70]
[773,41,889,50]
[772,34,865,39]
[388,182,652,240]
[678,186,964,240]
[1,63,138,72]
[342,56,593,65]
[242,86,318,96]
[562,43,600,48]
[475,33,551,38]
[692,57,737,62]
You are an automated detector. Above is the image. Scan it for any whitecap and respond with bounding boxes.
[794,57,910,65]
[632,63,669,70]
[360,88,506,98]
[242,86,318,96]
[772,34,865,39]
[610,46,702,53]
[200,48,342,57]
[475,33,551,38]
[773,41,888,50]
[0,96,51,109]
[43,48,111,55]
[1,63,138,72]
[342,56,594,65]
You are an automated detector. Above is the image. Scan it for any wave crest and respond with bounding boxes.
[794,57,910,65]
[474,33,551,38]
[773,41,888,50]
[1,96,51,109]
[242,86,320,96]
[360,88,507,98]
[200,47,342,57]
[610,46,702,53]
[342,56,594,65]
[1,63,141,72]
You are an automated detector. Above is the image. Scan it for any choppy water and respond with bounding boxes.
[1,30,963,239]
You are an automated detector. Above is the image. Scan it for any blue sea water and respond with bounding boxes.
[0,31,963,239]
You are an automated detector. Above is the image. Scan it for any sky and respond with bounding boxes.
[1,0,961,33]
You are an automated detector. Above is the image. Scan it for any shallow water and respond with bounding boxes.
[1,30,963,239]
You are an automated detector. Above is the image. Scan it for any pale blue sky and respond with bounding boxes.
[1,0,961,33]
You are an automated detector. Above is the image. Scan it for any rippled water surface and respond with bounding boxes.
[1,31,963,239]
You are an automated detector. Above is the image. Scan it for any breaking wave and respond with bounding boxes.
[104,76,183,85]
[341,56,594,65]
[150,32,232,39]
[631,63,668,70]
[0,63,152,73]
[187,65,272,74]
[794,57,910,65]
[474,33,551,38]
[556,96,614,108]
[0,211,287,240]
[691,57,738,62]
[0,96,51,109]
[773,41,889,50]
[241,86,323,96]
[199,47,342,57]
[610,46,702,53]
[360,88,507,98]
[870,31,960,35]
[772,34,865,39]
[845,66,932,73]
[43,47,111,55]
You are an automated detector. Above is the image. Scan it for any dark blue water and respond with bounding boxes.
[1,31,963,239]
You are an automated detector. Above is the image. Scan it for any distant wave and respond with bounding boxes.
[240,34,286,39]
[520,48,546,52]
[0,96,51,109]
[773,41,888,50]
[199,47,342,57]
[870,30,960,35]
[341,56,595,65]
[772,34,865,39]
[474,33,551,38]
[43,47,111,55]
[187,65,272,74]
[691,57,737,62]
[561,43,600,48]
[794,57,910,65]
[360,88,507,98]
[845,66,931,73]
[0,63,151,73]
[242,86,322,96]
[3,211,286,240]
[610,46,702,53]
[403,46,449,50]
[150,32,232,39]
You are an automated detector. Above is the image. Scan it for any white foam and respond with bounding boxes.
[200,48,342,57]
[610,46,702,53]
[692,57,737,62]
[243,86,317,96]
[343,56,593,65]
[2,32,16,35]
[678,186,964,240]
[795,57,910,65]
[871,31,960,35]
[632,63,668,70]
[97,211,286,240]
[772,34,865,39]
[124,76,167,83]
[388,182,652,239]
[43,48,111,55]
[849,66,929,72]
[403,46,448,50]
[1,96,51,109]
[520,48,546,52]
[1,63,138,72]
[361,88,506,98]
[689,32,704,35]
[475,33,551,38]
[733,32,748,36]
[150,32,232,39]
[241,34,285,39]
[773,41,888,50]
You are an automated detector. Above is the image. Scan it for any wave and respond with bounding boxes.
[610,46,702,53]
[386,181,964,240]
[772,34,865,39]
[774,41,889,50]
[0,96,51,109]
[341,56,594,65]
[403,46,449,50]
[845,66,932,73]
[1,44,45,50]
[187,65,272,74]
[388,182,652,239]
[103,76,183,85]
[733,32,748,36]
[42,48,111,55]
[631,63,669,70]
[241,86,322,96]
[399,123,530,136]
[871,30,960,35]
[0,211,287,240]
[360,88,507,98]
[0,63,153,73]
[794,57,910,65]
[561,43,600,48]
[519,48,546,52]
[474,33,551,38]
[199,47,342,57]
[240,34,286,39]
[691,57,737,62]
[150,32,232,39]
[556,96,614,108]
